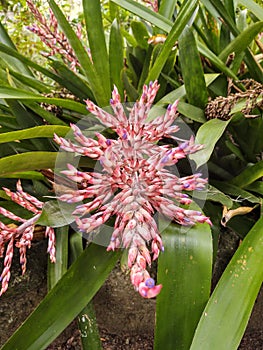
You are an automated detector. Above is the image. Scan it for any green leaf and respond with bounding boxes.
[109,19,124,95]
[146,0,199,83]
[197,42,238,80]
[1,243,120,350]
[37,200,76,228]
[194,184,233,208]
[179,25,208,109]
[24,102,67,126]
[131,21,149,49]
[48,226,69,290]
[70,234,102,350]
[0,171,45,180]
[49,59,95,101]
[159,0,177,21]
[190,118,232,168]
[219,21,263,62]
[83,0,111,100]
[111,0,173,32]
[0,152,59,177]
[0,22,32,76]
[190,216,263,350]
[47,0,108,106]
[7,69,51,93]
[177,102,206,123]
[0,86,87,114]
[0,125,70,144]
[211,180,261,204]
[202,0,263,81]
[238,0,263,20]
[0,43,65,85]
[230,161,263,188]
[156,73,219,107]
[245,182,263,197]
[155,218,212,350]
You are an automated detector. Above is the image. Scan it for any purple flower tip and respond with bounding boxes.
[106,139,111,146]
[167,104,172,111]
[179,142,188,150]
[145,278,155,288]
[122,132,128,140]
[183,183,190,189]
[161,246,165,252]
[110,98,113,104]
[161,156,169,164]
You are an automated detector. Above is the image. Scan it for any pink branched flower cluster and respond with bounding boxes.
[143,0,159,12]
[0,180,55,296]
[54,81,211,298]
[26,0,91,71]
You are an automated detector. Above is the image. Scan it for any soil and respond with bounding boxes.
[0,240,263,350]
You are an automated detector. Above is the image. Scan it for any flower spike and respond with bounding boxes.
[55,81,211,298]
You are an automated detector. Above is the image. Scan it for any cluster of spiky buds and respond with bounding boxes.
[0,180,55,296]
[54,81,211,298]
[26,0,91,71]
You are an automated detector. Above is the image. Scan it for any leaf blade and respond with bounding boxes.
[155,219,212,350]
[190,216,263,350]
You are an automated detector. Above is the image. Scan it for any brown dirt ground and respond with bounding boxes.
[0,241,263,349]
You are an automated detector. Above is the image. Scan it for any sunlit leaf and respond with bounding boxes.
[190,118,232,168]
[155,218,212,350]
[0,125,70,144]
[190,216,263,350]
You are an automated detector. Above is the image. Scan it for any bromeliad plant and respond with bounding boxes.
[0,0,262,349]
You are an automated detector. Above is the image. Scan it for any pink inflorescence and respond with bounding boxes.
[26,0,91,71]
[54,81,211,298]
[0,180,55,296]
[143,0,159,12]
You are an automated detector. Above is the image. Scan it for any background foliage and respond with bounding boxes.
[0,0,262,349]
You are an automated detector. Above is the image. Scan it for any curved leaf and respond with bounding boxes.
[111,0,173,32]
[197,42,238,80]
[238,0,263,20]
[146,0,198,83]
[156,73,219,107]
[1,242,120,350]
[0,152,59,176]
[0,86,87,114]
[190,118,231,168]
[0,125,70,144]
[230,161,263,188]
[190,215,263,350]
[155,219,212,350]
[37,200,76,228]
[0,22,32,76]
[219,21,263,62]
[0,43,65,84]
[47,0,108,106]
